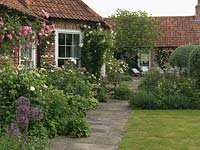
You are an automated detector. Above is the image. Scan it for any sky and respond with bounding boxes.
[82,0,198,17]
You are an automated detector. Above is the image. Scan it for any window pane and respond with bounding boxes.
[21,49,32,61]
[74,34,80,46]
[59,46,65,57]
[66,46,71,57]
[66,34,72,45]
[59,33,65,45]
[140,53,149,66]
[58,59,64,67]
[74,46,81,58]
[29,49,32,59]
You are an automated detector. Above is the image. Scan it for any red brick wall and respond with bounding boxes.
[41,19,98,65]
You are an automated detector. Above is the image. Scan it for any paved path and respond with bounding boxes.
[50,100,130,150]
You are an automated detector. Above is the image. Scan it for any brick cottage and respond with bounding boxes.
[0,0,109,67]
[106,0,200,70]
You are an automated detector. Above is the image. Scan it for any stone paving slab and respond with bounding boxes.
[50,100,130,150]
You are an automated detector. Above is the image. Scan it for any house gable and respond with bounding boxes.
[0,0,109,67]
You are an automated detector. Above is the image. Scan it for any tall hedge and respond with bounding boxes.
[169,45,197,72]
[189,46,200,86]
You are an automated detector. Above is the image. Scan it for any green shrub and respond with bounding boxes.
[88,97,99,110]
[0,134,21,150]
[0,134,50,150]
[163,93,192,109]
[139,69,161,90]
[130,91,160,109]
[169,45,197,72]
[119,74,133,81]
[0,59,98,139]
[190,93,200,109]
[45,64,94,98]
[62,118,91,138]
[114,84,132,100]
[37,88,70,138]
[97,86,108,102]
[131,72,200,110]
[189,46,200,87]
[0,60,48,129]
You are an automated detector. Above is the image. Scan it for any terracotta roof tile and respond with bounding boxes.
[0,0,27,12]
[105,16,200,47]
[0,0,104,23]
[155,16,200,47]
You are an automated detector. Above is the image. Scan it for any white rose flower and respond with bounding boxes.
[30,86,35,91]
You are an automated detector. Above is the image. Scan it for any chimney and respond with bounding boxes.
[196,0,200,21]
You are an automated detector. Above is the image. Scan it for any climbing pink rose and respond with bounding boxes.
[0,35,4,40]
[32,35,35,40]
[42,10,49,18]
[7,34,12,39]
[42,21,46,28]
[0,21,3,26]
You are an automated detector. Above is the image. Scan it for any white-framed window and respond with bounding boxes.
[19,44,36,69]
[55,29,82,67]
[138,51,151,72]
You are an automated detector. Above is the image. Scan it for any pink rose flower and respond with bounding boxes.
[0,21,3,26]
[42,10,49,18]
[39,28,45,36]
[0,35,5,40]
[32,35,35,40]
[7,34,12,40]
[18,32,23,37]
[42,21,46,28]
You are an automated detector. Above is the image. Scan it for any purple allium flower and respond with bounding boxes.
[8,123,20,137]
[16,96,30,107]
[15,96,44,128]
[16,97,31,128]
[30,107,44,120]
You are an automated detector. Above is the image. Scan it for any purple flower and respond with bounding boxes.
[8,123,20,137]
[16,96,30,107]
[30,107,44,120]
[16,97,30,128]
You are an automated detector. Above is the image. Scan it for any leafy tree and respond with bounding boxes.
[111,9,159,54]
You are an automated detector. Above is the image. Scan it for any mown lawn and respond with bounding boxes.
[120,110,200,150]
